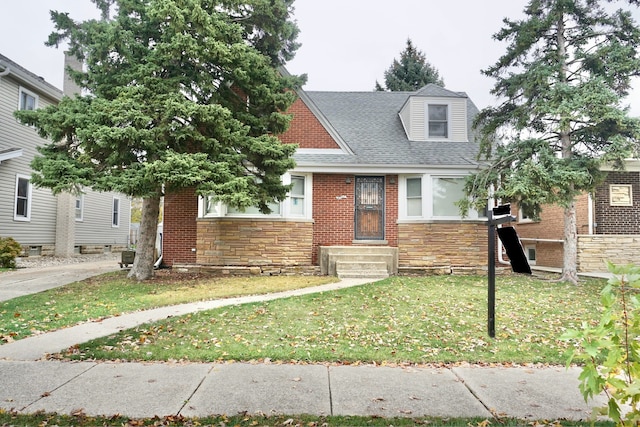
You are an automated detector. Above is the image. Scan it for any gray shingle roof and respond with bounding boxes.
[293,84,481,169]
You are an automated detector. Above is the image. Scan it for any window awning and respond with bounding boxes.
[0,148,22,163]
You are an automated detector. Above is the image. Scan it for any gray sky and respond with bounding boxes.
[1,1,640,113]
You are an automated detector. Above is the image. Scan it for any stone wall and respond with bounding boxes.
[397,222,487,270]
[578,235,640,272]
[196,218,313,266]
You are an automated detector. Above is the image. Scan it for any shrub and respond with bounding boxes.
[0,236,22,268]
[563,261,640,425]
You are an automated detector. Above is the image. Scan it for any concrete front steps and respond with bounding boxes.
[319,246,398,279]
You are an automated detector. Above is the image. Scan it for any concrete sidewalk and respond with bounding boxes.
[0,260,611,421]
[0,359,606,421]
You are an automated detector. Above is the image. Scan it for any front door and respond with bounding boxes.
[355,176,385,240]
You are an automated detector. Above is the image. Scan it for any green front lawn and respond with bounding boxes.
[60,274,604,365]
[0,272,338,343]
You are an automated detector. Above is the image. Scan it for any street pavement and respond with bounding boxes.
[0,259,613,422]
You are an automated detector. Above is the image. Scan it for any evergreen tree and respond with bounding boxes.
[376,39,444,91]
[464,0,640,283]
[15,0,304,280]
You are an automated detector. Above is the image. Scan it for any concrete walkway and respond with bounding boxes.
[0,260,612,422]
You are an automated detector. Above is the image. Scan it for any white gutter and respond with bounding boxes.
[0,58,61,101]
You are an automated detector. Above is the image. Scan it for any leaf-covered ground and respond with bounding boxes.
[0,272,337,343]
[0,410,615,427]
[65,274,604,364]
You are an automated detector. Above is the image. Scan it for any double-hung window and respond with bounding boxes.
[19,87,38,111]
[112,197,120,227]
[14,174,32,221]
[427,104,449,139]
[75,195,84,221]
[406,177,423,217]
[289,175,306,216]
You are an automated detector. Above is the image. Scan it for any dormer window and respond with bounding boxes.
[398,92,467,142]
[427,104,448,138]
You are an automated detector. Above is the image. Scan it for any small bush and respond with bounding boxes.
[0,236,22,268]
[563,261,640,425]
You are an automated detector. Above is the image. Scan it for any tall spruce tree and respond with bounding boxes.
[15,0,304,280]
[465,0,640,283]
[375,39,444,91]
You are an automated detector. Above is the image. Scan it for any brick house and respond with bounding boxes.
[162,84,489,277]
[512,160,640,272]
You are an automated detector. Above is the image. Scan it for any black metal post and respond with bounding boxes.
[488,210,496,338]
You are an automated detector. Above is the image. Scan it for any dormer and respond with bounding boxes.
[399,84,470,142]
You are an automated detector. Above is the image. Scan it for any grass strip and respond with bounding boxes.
[64,274,604,365]
[0,411,616,426]
[0,272,337,342]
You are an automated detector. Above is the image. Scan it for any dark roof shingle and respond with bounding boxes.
[293,85,481,168]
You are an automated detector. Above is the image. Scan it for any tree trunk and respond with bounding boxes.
[557,15,579,285]
[561,200,579,284]
[127,194,161,281]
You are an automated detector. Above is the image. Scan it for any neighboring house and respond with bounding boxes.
[163,83,489,277]
[0,53,130,257]
[512,160,640,272]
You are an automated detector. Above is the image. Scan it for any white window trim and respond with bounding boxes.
[525,245,537,265]
[112,197,120,227]
[75,194,84,222]
[425,101,452,140]
[399,174,485,220]
[518,207,534,223]
[403,175,424,218]
[198,173,313,219]
[14,174,32,221]
[18,86,39,111]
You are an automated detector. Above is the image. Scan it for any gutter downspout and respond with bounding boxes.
[497,228,511,265]
[588,193,594,235]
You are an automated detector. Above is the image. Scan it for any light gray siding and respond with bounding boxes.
[0,69,59,246]
[401,96,468,142]
[75,192,131,246]
[1,54,131,253]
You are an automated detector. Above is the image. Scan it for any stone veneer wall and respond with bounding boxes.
[397,222,487,272]
[578,235,640,272]
[196,218,314,266]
